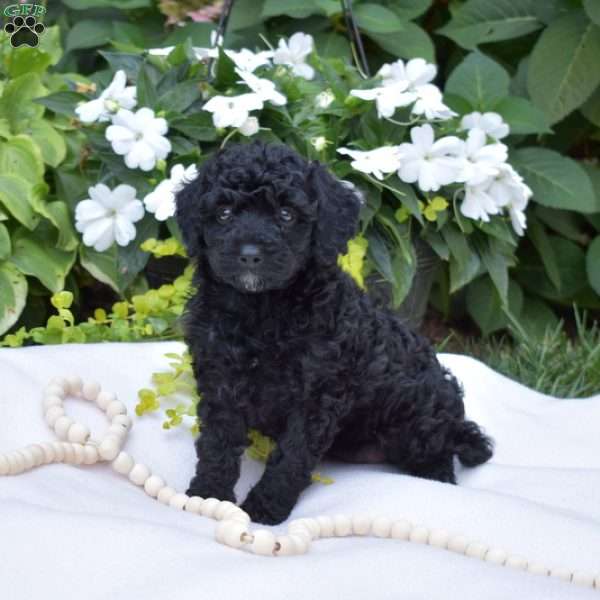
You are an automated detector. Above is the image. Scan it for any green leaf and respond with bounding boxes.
[7,47,52,78]
[79,245,120,294]
[390,243,416,307]
[367,226,395,285]
[35,91,88,117]
[0,73,46,131]
[99,52,144,80]
[466,276,523,336]
[0,135,44,180]
[263,0,319,18]
[493,96,551,135]
[170,113,217,141]
[387,0,432,20]
[0,261,27,336]
[159,80,202,114]
[66,19,114,52]
[442,224,481,292]
[510,147,598,213]
[527,214,561,290]
[477,238,509,302]
[136,63,159,109]
[37,25,63,66]
[438,0,541,50]
[0,223,10,260]
[62,0,150,7]
[0,174,38,229]
[9,230,76,293]
[215,47,237,88]
[527,10,600,124]
[366,22,434,62]
[17,120,67,167]
[586,236,600,295]
[32,201,79,252]
[445,51,510,110]
[354,4,405,33]
[518,297,559,341]
[583,0,600,25]
[581,86,600,127]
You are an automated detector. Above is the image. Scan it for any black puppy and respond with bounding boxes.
[176,141,493,525]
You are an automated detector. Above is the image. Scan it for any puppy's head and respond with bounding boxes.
[175,141,361,293]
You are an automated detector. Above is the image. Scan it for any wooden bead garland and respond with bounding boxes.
[0,377,598,592]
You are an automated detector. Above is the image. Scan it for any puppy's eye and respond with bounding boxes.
[279,207,296,223]
[216,207,233,224]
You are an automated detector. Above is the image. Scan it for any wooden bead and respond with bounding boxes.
[66,376,83,396]
[299,518,320,539]
[448,535,469,554]
[316,516,335,537]
[28,444,45,466]
[21,448,35,470]
[51,441,65,462]
[289,534,309,554]
[572,572,595,587]
[128,463,151,486]
[465,541,488,560]
[274,535,296,556]
[333,514,352,537]
[43,395,63,410]
[550,567,572,582]
[485,547,508,565]
[251,530,277,555]
[169,493,189,510]
[391,519,412,540]
[111,451,134,475]
[9,452,25,474]
[372,516,393,538]
[199,498,221,518]
[99,435,121,461]
[106,423,128,440]
[83,444,99,465]
[215,501,238,521]
[49,377,69,392]
[0,455,9,475]
[54,416,74,440]
[62,443,75,464]
[218,520,249,548]
[428,528,450,549]
[39,442,56,463]
[226,509,251,524]
[409,525,429,544]
[45,406,65,427]
[106,400,127,419]
[506,555,528,570]
[112,414,132,431]
[82,381,101,401]
[184,496,204,514]
[157,486,177,505]
[527,562,548,576]
[45,384,66,399]
[96,391,116,411]
[67,423,90,444]
[144,475,165,497]
[72,443,85,464]
[594,574,600,589]
[352,514,372,536]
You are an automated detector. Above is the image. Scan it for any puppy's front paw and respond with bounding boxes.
[186,476,236,503]
[240,490,290,525]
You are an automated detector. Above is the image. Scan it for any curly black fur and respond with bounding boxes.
[176,141,493,525]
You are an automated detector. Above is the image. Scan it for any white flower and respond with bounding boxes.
[378,58,437,89]
[75,184,144,251]
[235,69,286,106]
[144,163,198,221]
[461,111,510,141]
[396,124,463,192]
[311,136,327,152]
[149,45,219,60]
[315,89,335,108]
[105,108,171,171]
[350,81,416,119]
[75,70,136,124]
[225,48,273,72]
[410,84,456,121]
[202,93,264,128]
[337,146,401,181]
[238,116,260,136]
[273,32,315,80]
[460,184,502,223]
[455,129,508,186]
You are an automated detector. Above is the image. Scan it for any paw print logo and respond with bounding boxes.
[4,16,45,48]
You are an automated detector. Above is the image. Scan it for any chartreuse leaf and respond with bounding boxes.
[0,261,27,336]
[17,120,67,167]
[0,175,39,230]
[0,73,46,131]
[445,51,510,110]
[0,223,10,260]
[438,0,542,50]
[0,135,45,179]
[510,147,598,213]
[527,10,600,123]
[9,229,76,293]
[587,236,600,295]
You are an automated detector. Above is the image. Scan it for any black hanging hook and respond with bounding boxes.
[340,0,371,78]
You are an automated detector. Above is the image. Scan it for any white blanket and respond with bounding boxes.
[1,342,599,599]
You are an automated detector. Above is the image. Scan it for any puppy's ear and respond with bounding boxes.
[307,161,361,265]
[175,175,205,258]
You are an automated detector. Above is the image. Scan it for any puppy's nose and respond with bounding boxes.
[238,244,262,266]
